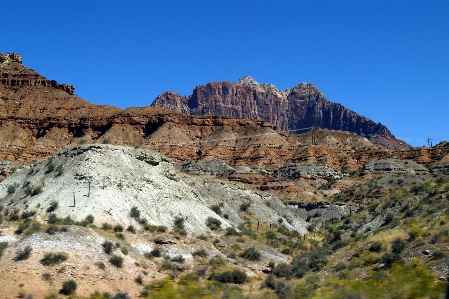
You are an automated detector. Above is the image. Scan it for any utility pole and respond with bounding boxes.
[311,126,316,145]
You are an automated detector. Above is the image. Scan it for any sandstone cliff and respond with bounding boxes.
[152,76,407,149]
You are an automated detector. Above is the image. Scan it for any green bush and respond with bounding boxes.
[130,206,140,219]
[210,204,222,216]
[60,280,77,295]
[109,254,123,268]
[392,238,408,254]
[192,248,208,257]
[101,223,113,230]
[206,217,221,230]
[273,262,293,278]
[40,252,68,266]
[150,248,161,257]
[46,201,58,213]
[102,241,115,255]
[239,247,261,261]
[113,224,124,232]
[370,241,383,252]
[239,202,251,212]
[31,185,43,196]
[14,246,32,261]
[7,184,17,194]
[173,216,185,230]
[225,227,239,236]
[85,214,95,224]
[209,269,247,284]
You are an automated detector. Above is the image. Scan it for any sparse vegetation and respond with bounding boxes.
[40,252,69,265]
[0,242,8,258]
[206,217,221,230]
[109,254,123,268]
[130,206,140,219]
[14,246,32,261]
[60,279,77,295]
[46,200,58,213]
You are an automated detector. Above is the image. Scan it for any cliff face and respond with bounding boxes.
[151,76,407,149]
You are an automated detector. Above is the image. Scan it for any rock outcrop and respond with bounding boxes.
[361,159,428,175]
[275,162,345,180]
[1,52,75,95]
[151,76,408,149]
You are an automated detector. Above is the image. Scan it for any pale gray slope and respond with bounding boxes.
[0,144,308,234]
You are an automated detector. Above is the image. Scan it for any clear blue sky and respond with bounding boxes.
[1,0,448,147]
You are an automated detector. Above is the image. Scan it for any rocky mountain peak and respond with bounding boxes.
[237,75,261,87]
[0,52,23,64]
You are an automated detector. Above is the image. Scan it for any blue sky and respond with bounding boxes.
[1,0,448,147]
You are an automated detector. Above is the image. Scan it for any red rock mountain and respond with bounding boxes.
[3,52,446,174]
[151,76,407,149]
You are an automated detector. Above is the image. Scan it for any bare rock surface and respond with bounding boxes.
[275,162,345,180]
[0,144,308,234]
[361,159,428,175]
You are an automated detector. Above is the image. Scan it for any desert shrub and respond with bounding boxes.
[134,275,143,285]
[112,293,131,299]
[102,241,115,255]
[120,246,128,255]
[197,235,208,241]
[115,233,125,240]
[209,256,226,268]
[392,238,408,254]
[381,252,401,267]
[0,242,8,258]
[16,219,41,235]
[31,185,43,196]
[7,184,17,194]
[95,262,106,270]
[206,217,221,230]
[113,224,124,232]
[278,224,291,236]
[263,273,277,289]
[60,279,77,295]
[409,228,421,240]
[239,202,251,212]
[55,165,64,177]
[225,227,239,236]
[173,216,185,230]
[85,214,95,224]
[171,255,185,263]
[273,262,293,278]
[150,247,162,257]
[192,249,208,257]
[156,225,168,232]
[370,241,384,252]
[46,163,55,173]
[433,249,446,260]
[303,247,331,270]
[42,272,52,281]
[109,254,123,268]
[101,222,113,230]
[21,210,36,219]
[126,225,136,233]
[210,204,222,216]
[14,246,32,261]
[46,201,58,213]
[130,206,140,219]
[240,247,261,261]
[40,252,69,266]
[209,269,247,284]
[9,213,20,221]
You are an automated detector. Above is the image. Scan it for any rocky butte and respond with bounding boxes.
[152,76,407,149]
